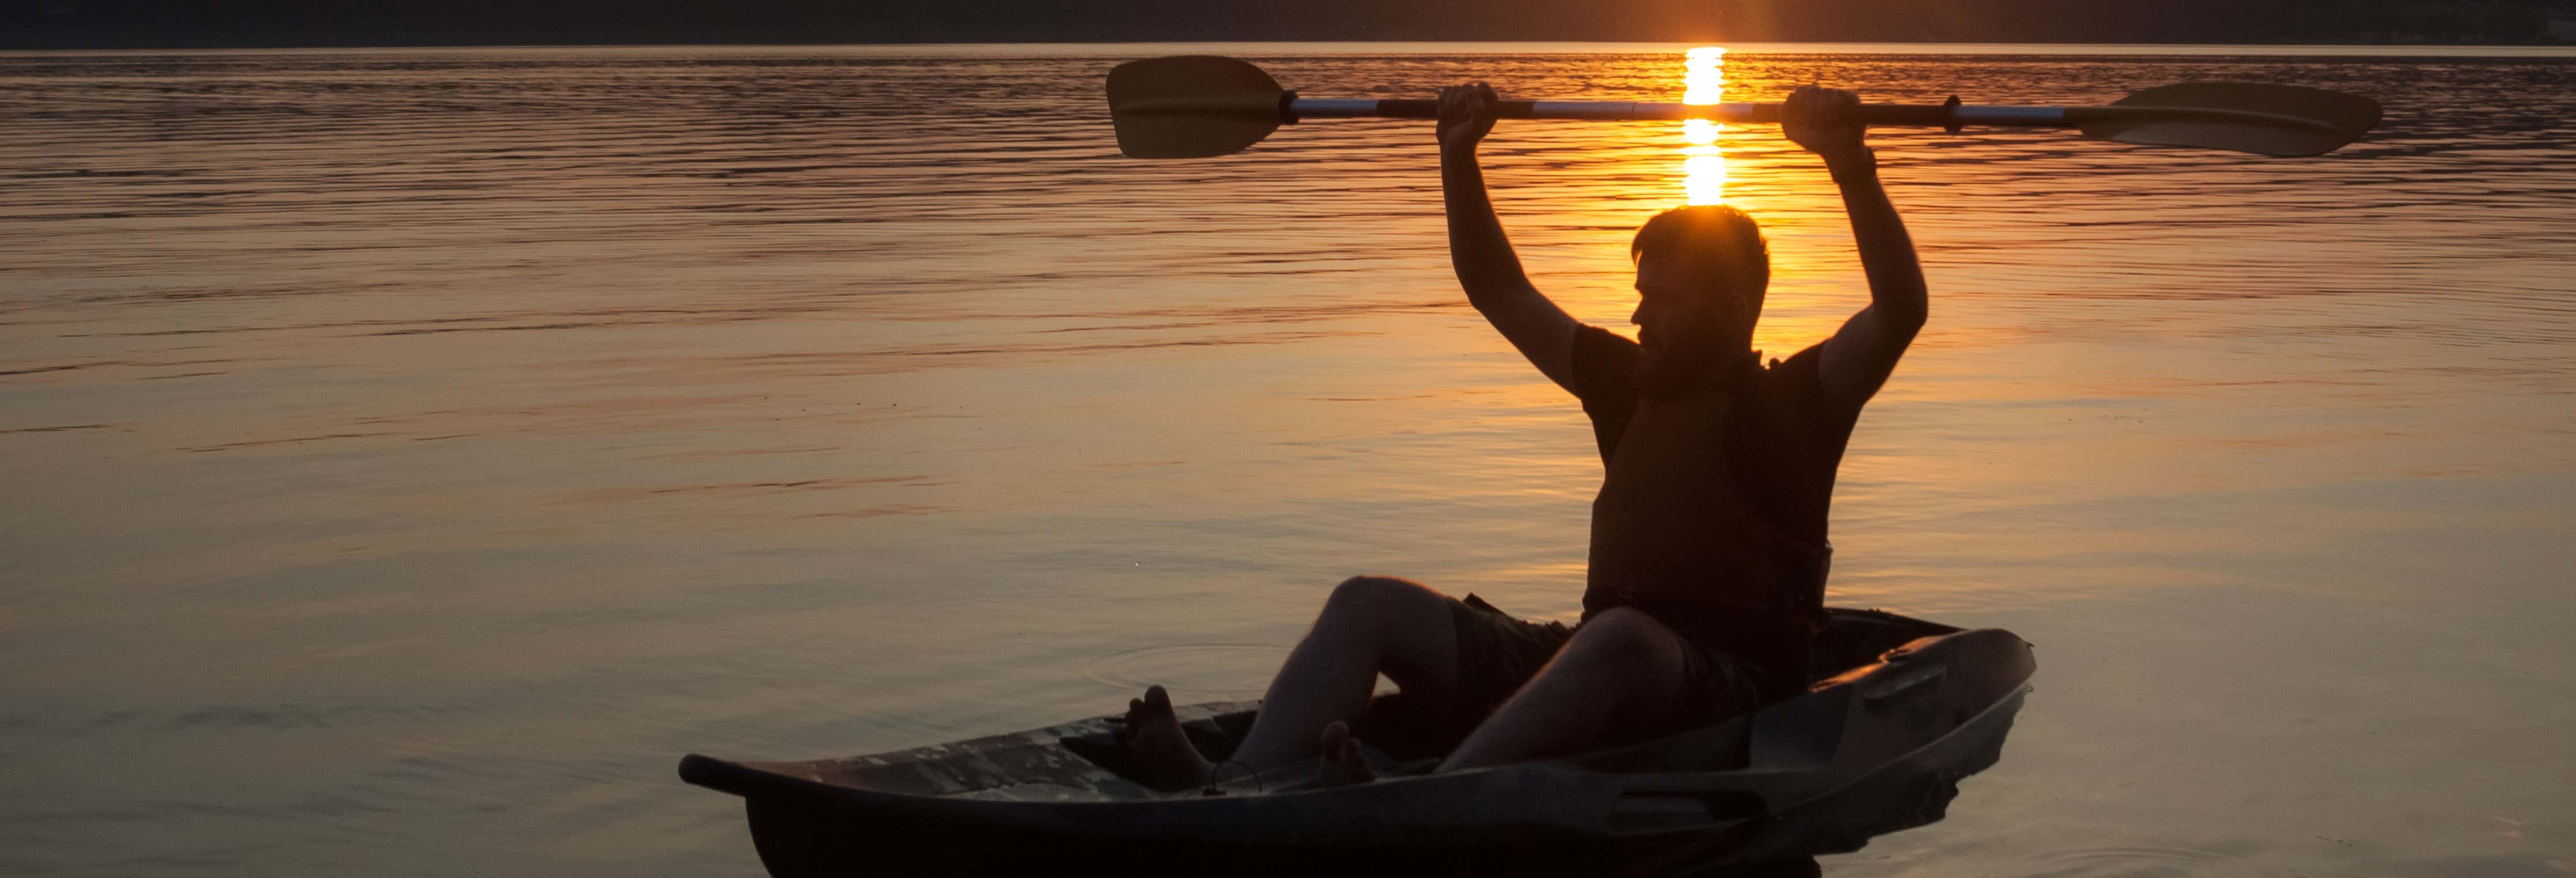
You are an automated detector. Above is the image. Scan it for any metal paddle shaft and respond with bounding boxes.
[1292,96,2058,126]
[1106,55,2382,160]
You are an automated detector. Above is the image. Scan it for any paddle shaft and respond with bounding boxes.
[1293,97,2064,127]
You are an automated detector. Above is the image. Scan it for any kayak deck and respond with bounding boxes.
[680,607,2033,876]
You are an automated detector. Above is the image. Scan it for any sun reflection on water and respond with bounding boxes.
[1682,47,1725,205]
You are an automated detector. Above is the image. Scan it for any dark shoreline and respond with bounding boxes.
[5,39,2574,54]
[7,0,2573,51]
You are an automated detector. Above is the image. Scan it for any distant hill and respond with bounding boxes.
[4,0,2568,49]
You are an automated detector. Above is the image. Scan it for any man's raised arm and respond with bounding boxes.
[1787,86,1929,412]
[1440,82,1579,392]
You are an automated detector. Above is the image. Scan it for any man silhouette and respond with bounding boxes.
[1120,81,1925,790]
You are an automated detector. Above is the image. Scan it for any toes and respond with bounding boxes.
[1143,685,1172,711]
[1315,722,1374,786]
[1336,736,1373,782]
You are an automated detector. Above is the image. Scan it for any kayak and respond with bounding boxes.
[678,607,2033,877]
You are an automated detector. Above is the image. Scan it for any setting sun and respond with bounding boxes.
[1682,47,1725,204]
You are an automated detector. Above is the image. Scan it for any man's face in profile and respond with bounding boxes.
[1632,251,1757,376]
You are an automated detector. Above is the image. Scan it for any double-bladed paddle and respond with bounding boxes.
[1106,55,2382,159]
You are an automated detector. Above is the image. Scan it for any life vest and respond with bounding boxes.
[1581,387,1833,683]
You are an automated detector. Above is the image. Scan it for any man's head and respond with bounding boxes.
[1629,205,1770,364]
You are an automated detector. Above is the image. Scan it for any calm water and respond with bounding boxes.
[3,43,2573,876]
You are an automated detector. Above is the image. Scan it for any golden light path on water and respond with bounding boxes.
[1681,47,1725,204]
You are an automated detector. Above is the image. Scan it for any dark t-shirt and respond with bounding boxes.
[1568,324,1862,548]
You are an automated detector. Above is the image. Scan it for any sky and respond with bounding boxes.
[2,0,2564,48]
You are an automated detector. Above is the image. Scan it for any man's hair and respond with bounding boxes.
[1630,205,1771,304]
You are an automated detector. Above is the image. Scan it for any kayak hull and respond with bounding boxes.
[680,608,2034,877]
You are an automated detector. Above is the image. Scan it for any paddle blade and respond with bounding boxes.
[2078,82,2381,157]
[1107,55,1287,159]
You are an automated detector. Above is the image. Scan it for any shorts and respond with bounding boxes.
[1431,592,1774,752]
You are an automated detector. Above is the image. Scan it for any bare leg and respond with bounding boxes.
[1229,575,1464,767]
[1438,608,1690,772]
[1121,575,1461,789]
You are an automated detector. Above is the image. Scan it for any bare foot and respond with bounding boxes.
[1115,685,1215,791]
[1317,721,1376,786]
